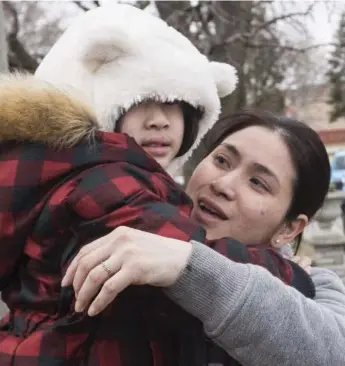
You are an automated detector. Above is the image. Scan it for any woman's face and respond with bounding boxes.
[186,126,297,245]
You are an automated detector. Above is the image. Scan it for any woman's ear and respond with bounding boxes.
[271,214,308,249]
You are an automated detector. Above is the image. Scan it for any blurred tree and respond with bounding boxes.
[155,1,318,112]
[4,1,39,72]
[154,1,318,180]
[0,0,329,180]
[328,8,345,122]
[0,2,8,72]
[3,1,65,72]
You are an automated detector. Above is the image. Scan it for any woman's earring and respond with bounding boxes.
[275,238,280,245]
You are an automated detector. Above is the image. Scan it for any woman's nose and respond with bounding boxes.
[210,174,236,201]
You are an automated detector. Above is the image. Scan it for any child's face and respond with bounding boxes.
[119,101,184,168]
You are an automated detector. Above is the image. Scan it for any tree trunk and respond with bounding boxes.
[0,3,8,72]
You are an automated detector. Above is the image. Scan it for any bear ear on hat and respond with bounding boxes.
[210,61,238,98]
[79,28,131,73]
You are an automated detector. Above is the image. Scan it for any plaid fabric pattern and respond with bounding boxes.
[0,132,313,365]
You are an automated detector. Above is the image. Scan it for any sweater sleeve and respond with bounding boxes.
[63,161,311,291]
[166,241,345,366]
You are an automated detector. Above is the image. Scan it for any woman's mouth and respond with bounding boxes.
[196,199,228,221]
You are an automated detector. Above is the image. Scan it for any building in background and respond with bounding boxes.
[285,84,345,162]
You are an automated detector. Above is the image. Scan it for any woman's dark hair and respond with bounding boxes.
[204,109,331,250]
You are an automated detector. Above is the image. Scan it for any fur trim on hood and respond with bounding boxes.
[0,74,98,148]
[35,4,237,175]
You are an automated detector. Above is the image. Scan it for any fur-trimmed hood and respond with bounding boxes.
[35,4,237,175]
[0,74,98,148]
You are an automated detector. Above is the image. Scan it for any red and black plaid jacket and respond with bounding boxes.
[0,132,314,365]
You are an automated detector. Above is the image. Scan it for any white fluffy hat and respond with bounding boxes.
[35,4,237,175]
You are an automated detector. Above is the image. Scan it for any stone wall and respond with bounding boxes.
[313,241,345,283]
[303,191,345,283]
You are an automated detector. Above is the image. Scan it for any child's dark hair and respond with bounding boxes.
[204,109,331,251]
[176,101,202,157]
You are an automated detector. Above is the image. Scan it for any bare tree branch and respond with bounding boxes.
[73,1,93,12]
[207,3,322,64]
[245,41,336,53]
[253,4,316,38]
[3,1,19,37]
[3,1,38,72]
[0,3,8,72]
[156,2,194,26]
[135,1,151,10]
[207,2,318,57]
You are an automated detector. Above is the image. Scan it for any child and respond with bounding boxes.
[35,4,236,175]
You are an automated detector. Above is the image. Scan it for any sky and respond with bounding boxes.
[43,0,344,52]
[304,1,342,44]
[109,1,344,47]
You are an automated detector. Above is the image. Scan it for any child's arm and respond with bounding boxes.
[61,160,312,294]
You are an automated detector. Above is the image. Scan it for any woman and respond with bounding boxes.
[64,111,345,365]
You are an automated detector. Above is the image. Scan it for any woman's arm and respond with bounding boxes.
[312,267,345,316]
[166,241,345,366]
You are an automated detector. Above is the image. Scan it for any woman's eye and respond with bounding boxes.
[214,155,230,169]
[250,177,269,192]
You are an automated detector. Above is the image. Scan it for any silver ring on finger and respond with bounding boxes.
[101,261,112,277]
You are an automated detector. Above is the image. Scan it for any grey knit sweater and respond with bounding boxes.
[166,241,345,366]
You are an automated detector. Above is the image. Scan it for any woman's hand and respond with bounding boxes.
[61,226,192,317]
[291,255,312,275]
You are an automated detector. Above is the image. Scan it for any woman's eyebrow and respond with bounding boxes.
[253,162,280,187]
[221,143,241,159]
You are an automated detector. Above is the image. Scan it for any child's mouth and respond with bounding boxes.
[141,138,171,157]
